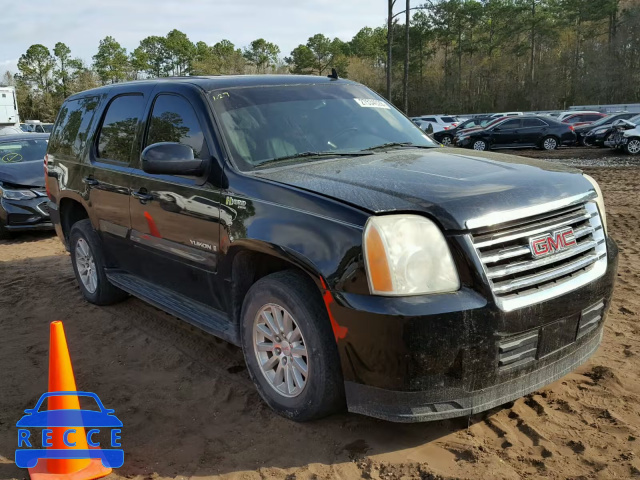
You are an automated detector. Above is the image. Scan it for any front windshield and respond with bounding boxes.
[629,114,640,125]
[210,83,437,170]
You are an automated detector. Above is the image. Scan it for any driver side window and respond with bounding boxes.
[146,94,208,160]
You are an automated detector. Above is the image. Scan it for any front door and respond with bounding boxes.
[128,89,226,310]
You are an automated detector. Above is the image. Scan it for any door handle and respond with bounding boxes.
[132,190,153,202]
[82,177,99,186]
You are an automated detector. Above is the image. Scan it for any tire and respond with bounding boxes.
[69,219,128,305]
[472,139,488,151]
[440,135,453,146]
[0,221,11,240]
[624,138,640,155]
[541,136,559,151]
[240,270,344,421]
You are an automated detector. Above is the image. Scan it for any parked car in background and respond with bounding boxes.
[456,115,575,151]
[0,133,51,238]
[433,116,493,145]
[561,112,607,127]
[557,110,601,121]
[578,113,635,146]
[411,115,459,133]
[609,117,640,155]
[489,112,523,118]
[453,116,507,143]
[22,121,54,133]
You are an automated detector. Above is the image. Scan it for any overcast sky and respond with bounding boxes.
[1,0,386,76]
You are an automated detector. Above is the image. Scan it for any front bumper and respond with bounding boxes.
[584,133,607,146]
[0,196,53,232]
[329,238,618,422]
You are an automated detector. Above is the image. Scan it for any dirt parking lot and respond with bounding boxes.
[1,154,639,479]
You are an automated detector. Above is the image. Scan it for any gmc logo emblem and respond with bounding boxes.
[529,227,577,258]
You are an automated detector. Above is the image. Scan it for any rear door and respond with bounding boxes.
[521,117,549,146]
[85,91,151,264]
[490,118,522,147]
[127,86,227,310]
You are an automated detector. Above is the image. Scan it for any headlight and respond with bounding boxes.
[0,187,37,200]
[583,174,607,235]
[363,215,460,295]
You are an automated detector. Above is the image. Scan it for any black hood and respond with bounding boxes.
[254,148,594,230]
[0,160,45,188]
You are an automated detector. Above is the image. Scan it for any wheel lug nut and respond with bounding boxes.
[282,357,287,365]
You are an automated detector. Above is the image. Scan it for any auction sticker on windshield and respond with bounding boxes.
[354,98,390,109]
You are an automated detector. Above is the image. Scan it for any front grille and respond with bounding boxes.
[471,201,607,311]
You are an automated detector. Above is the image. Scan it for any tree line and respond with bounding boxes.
[3,0,639,122]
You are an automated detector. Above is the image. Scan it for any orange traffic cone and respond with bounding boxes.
[28,321,113,480]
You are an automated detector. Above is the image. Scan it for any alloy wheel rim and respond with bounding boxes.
[473,141,486,150]
[544,138,557,150]
[628,140,640,154]
[442,136,452,146]
[75,238,98,293]
[253,303,309,398]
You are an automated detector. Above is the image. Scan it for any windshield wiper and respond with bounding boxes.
[254,150,372,169]
[361,142,436,152]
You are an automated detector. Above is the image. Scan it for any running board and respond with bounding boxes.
[106,270,239,346]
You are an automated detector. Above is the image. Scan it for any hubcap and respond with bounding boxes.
[441,136,452,146]
[544,138,557,150]
[75,238,98,293]
[628,140,640,154]
[473,141,486,151]
[253,304,308,398]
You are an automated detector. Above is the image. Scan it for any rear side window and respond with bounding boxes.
[500,119,522,129]
[146,94,208,159]
[441,116,455,123]
[97,94,145,163]
[583,114,602,121]
[49,96,99,158]
[421,117,436,122]
[523,118,547,127]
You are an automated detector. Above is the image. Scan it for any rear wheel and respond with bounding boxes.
[541,136,558,150]
[625,138,640,155]
[69,219,128,305]
[440,135,453,146]
[472,139,488,151]
[240,270,344,421]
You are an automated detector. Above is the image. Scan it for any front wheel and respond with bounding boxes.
[240,270,344,421]
[472,139,488,151]
[625,138,640,155]
[541,136,558,151]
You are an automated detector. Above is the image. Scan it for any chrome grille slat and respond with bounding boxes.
[492,252,604,295]
[470,201,608,311]
[486,239,601,279]
[474,209,593,249]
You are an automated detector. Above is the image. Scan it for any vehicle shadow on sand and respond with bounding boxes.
[0,254,511,478]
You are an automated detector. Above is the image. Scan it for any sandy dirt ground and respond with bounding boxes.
[1,160,639,479]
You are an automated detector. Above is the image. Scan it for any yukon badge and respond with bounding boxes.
[529,227,577,258]
[190,239,215,251]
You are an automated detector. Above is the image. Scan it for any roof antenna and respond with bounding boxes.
[328,68,339,80]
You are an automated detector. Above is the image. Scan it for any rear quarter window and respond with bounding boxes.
[49,96,100,158]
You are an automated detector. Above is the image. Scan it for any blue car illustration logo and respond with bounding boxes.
[15,391,123,469]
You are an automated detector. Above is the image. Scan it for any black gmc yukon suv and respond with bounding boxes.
[45,76,618,422]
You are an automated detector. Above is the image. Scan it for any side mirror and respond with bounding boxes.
[141,142,206,176]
